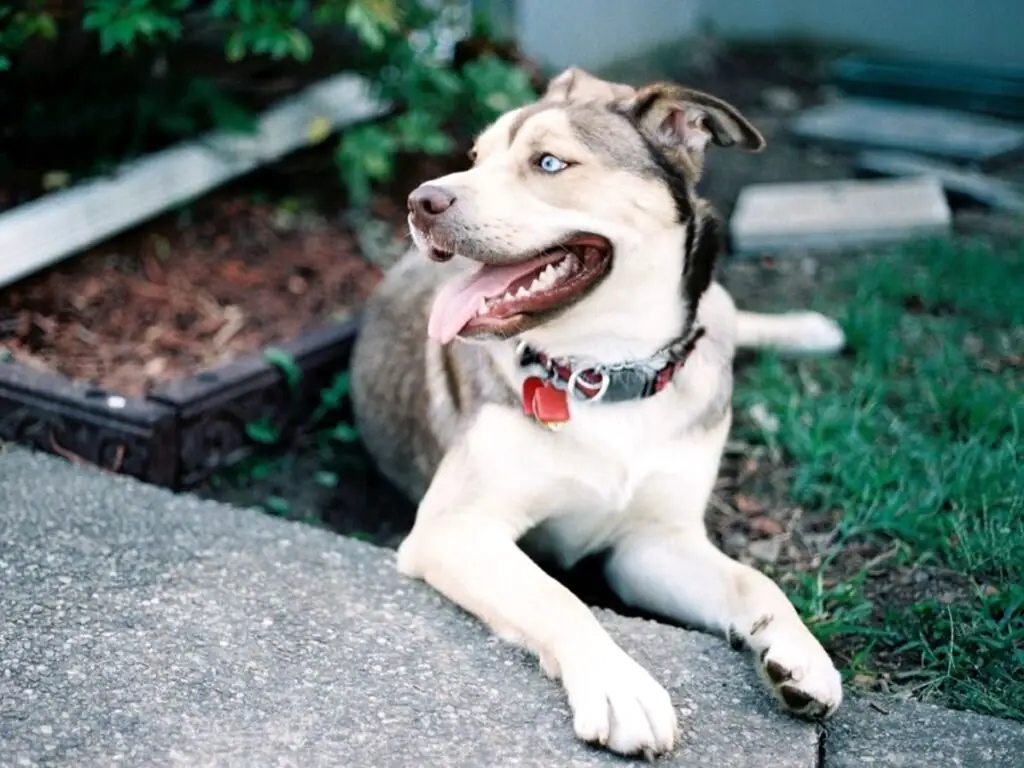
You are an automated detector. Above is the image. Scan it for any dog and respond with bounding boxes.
[350,67,845,758]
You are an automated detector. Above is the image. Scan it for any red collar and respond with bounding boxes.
[516,326,706,429]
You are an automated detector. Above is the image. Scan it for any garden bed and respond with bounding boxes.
[0,133,454,490]
[3,189,381,397]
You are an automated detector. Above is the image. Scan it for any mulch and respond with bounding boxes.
[0,191,387,398]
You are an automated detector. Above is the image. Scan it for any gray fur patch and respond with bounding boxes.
[565,105,658,177]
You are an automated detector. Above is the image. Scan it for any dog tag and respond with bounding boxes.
[521,376,570,427]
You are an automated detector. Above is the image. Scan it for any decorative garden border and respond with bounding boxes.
[0,316,360,491]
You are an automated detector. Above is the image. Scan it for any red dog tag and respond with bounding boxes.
[521,376,570,427]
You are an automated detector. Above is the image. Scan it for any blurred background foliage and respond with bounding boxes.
[0,0,540,208]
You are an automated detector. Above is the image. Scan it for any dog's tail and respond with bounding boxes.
[735,310,846,355]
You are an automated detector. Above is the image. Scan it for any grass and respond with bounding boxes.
[732,237,1024,721]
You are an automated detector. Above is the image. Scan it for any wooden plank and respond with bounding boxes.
[0,73,386,290]
[790,99,1024,163]
[831,55,1024,120]
[730,177,952,254]
[856,150,1024,213]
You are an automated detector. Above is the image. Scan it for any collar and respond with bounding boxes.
[515,325,706,429]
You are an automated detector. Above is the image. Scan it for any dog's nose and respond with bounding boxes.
[408,184,456,223]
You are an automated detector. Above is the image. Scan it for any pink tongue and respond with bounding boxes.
[428,255,553,344]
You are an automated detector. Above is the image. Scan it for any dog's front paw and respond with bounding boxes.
[756,626,843,719]
[560,643,678,757]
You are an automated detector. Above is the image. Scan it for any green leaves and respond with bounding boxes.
[334,123,396,207]
[264,347,302,392]
[4,0,540,217]
[83,0,185,54]
[333,46,538,208]
[461,54,537,120]
[343,0,400,51]
[0,3,60,67]
[246,417,281,445]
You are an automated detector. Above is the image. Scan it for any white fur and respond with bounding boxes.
[736,310,846,354]
[395,283,843,757]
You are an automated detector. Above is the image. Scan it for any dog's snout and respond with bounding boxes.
[408,184,456,222]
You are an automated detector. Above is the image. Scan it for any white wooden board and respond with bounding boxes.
[0,73,386,290]
[730,177,952,254]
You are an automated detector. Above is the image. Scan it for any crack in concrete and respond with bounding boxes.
[816,723,829,768]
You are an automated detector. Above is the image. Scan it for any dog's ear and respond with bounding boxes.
[542,67,636,104]
[630,83,765,171]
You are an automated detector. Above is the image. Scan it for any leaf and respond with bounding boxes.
[225,31,247,62]
[344,2,386,51]
[250,460,278,480]
[335,125,397,203]
[329,423,359,443]
[361,0,400,30]
[33,13,58,40]
[319,372,351,408]
[209,0,234,19]
[246,418,280,445]
[286,29,312,62]
[315,470,339,488]
[263,496,290,515]
[306,115,333,145]
[264,347,302,391]
[270,35,291,60]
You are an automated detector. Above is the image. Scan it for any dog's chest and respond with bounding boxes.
[520,400,728,570]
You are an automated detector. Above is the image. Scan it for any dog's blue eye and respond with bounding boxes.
[537,154,568,174]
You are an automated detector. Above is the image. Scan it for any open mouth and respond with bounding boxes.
[427,234,613,344]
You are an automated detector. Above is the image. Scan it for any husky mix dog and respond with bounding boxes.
[350,68,845,758]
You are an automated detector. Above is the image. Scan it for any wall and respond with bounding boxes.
[511,0,1024,74]
[702,0,1023,69]
[514,0,701,73]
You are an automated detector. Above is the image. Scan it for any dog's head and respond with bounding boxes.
[410,68,764,354]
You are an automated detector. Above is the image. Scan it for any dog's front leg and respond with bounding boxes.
[604,481,843,719]
[396,416,677,757]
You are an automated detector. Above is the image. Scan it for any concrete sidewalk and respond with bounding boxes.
[1,447,1020,767]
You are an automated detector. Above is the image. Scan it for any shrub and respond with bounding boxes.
[0,0,537,207]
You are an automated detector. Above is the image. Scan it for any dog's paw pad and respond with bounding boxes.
[756,633,843,720]
[563,646,678,757]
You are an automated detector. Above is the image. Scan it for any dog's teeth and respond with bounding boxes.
[515,287,530,298]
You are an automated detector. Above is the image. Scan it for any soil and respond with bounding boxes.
[0,142,467,398]
[1,186,383,398]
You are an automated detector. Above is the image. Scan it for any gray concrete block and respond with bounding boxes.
[0,447,819,768]
[729,177,952,254]
[856,150,1024,213]
[826,695,1024,767]
[790,99,1024,163]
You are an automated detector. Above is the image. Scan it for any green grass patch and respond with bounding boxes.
[734,238,1024,721]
